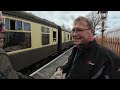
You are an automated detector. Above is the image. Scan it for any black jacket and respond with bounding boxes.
[59,39,120,79]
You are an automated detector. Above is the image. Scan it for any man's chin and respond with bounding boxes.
[73,41,81,45]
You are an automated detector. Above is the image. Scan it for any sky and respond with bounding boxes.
[26,11,91,29]
[26,11,120,33]
[106,11,120,29]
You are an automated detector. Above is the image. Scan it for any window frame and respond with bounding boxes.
[24,22,31,31]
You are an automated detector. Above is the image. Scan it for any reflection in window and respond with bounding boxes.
[3,32,31,52]
[5,18,9,29]
[41,26,49,33]
[24,22,31,31]
[17,21,22,30]
[42,34,49,45]
[5,18,16,30]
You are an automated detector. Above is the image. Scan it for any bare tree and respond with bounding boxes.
[86,11,101,30]
[61,24,65,29]
[67,27,72,31]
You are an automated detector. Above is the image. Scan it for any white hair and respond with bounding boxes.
[74,16,94,30]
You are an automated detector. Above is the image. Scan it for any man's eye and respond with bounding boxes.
[77,29,82,32]
[72,29,75,32]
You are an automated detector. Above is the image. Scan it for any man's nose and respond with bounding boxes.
[72,31,78,35]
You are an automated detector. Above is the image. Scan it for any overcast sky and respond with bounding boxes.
[26,11,120,32]
[106,11,120,28]
[26,11,91,29]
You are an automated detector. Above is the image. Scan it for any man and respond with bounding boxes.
[0,11,33,79]
[54,16,120,79]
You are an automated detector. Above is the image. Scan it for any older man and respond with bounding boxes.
[54,16,120,79]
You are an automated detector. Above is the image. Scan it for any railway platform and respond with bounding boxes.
[29,46,74,79]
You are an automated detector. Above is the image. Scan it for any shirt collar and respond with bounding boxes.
[74,39,97,51]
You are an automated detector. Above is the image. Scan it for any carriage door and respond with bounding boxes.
[57,26,62,53]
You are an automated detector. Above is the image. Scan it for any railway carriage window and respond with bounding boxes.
[24,22,31,31]
[41,26,50,45]
[68,34,69,40]
[5,18,9,29]
[70,35,72,40]
[42,34,49,45]
[41,26,50,33]
[17,20,22,30]
[53,31,56,42]
[46,28,50,33]
[41,26,44,32]
[10,19,15,30]
[64,32,66,42]
[3,32,31,52]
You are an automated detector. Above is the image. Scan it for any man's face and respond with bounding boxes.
[72,21,93,45]
[0,15,6,48]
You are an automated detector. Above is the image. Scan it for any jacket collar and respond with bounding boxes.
[74,39,97,51]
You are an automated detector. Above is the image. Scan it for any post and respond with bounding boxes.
[101,19,105,45]
[98,11,108,45]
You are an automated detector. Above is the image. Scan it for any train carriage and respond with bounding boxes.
[2,11,73,71]
[61,27,73,50]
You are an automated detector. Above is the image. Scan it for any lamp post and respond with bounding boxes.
[98,11,108,45]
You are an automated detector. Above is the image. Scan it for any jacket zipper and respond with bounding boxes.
[66,50,78,78]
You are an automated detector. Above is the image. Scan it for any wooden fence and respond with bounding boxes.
[96,36,120,56]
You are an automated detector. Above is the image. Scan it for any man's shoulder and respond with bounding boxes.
[97,44,116,54]
[98,44,119,55]
[97,44,107,49]
[0,48,6,53]
[96,44,109,54]
[0,48,8,55]
[97,44,120,62]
